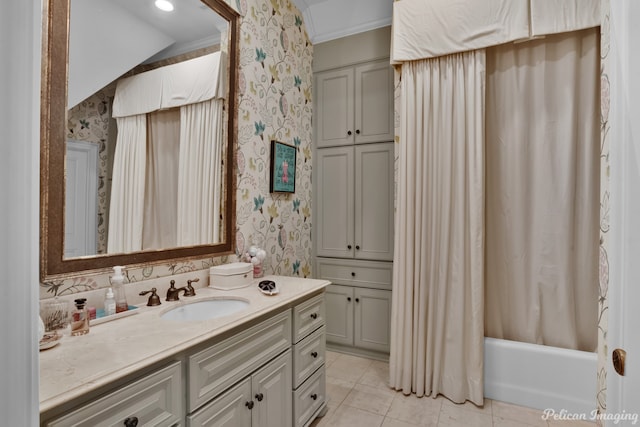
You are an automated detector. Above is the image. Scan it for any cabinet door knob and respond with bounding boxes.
[311,351,318,358]
[255,393,264,402]
[347,130,352,136]
[355,245,360,250]
[311,393,318,400]
[355,298,360,303]
[347,297,351,302]
[356,129,361,134]
[124,417,139,427]
[351,272,355,277]
[310,313,318,319]
[246,401,255,410]
[347,244,352,250]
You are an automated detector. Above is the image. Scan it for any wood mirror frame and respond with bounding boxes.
[40,0,239,281]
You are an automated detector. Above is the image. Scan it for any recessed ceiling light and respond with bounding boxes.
[155,0,174,12]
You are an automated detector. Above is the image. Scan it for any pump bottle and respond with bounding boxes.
[104,288,116,316]
[111,266,129,313]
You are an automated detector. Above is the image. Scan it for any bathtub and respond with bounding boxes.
[484,337,598,414]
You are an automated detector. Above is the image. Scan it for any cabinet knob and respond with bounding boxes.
[351,272,355,277]
[255,393,264,402]
[311,351,318,358]
[347,297,351,302]
[311,393,318,401]
[347,244,352,250]
[356,129,361,134]
[246,401,255,410]
[355,245,360,250]
[310,313,318,320]
[355,298,360,303]
[347,130,352,136]
[124,417,139,427]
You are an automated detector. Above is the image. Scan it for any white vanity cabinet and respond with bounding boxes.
[45,361,183,427]
[316,258,392,356]
[315,59,394,148]
[41,286,328,427]
[291,294,327,427]
[188,350,292,427]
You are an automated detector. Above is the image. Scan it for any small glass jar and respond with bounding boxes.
[41,297,70,333]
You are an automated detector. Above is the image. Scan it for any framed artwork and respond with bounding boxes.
[270,140,296,193]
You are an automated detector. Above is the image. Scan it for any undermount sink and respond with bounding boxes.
[161,298,250,321]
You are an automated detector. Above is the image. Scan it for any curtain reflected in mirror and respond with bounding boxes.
[64,0,229,259]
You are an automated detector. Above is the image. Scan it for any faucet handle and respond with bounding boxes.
[184,278,199,297]
[139,288,161,306]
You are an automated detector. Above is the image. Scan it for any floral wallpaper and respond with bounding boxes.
[40,0,313,299]
[66,90,114,255]
[597,0,611,421]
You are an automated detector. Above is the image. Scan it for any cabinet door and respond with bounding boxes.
[324,285,354,346]
[187,378,252,427]
[316,68,354,148]
[355,142,395,261]
[252,350,292,427]
[316,147,355,258]
[354,288,392,353]
[354,60,394,144]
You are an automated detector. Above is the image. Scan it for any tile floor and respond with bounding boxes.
[310,351,596,427]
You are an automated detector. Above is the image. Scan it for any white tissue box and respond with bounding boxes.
[209,262,253,290]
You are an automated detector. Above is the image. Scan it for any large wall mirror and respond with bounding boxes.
[41,0,239,281]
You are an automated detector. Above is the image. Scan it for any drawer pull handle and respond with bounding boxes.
[311,351,318,358]
[347,297,351,302]
[246,401,255,410]
[311,393,318,400]
[255,393,264,402]
[351,272,355,277]
[310,313,318,320]
[124,417,139,427]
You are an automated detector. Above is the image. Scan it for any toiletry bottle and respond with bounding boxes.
[111,266,129,313]
[104,288,116,316]
[71,298,90,336]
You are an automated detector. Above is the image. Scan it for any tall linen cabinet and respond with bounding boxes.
[312,28,394,359]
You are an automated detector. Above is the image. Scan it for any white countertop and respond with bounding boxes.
[39,275,330,414]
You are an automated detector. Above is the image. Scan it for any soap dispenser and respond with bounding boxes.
[104,288,116,316]
[71,298,90,336]
[111,266,129,313]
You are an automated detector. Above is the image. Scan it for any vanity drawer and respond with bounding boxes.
[315,258,392,290]
[293,294,325,343]
[46,361,183,427]
[293,326,325,388]
[293,366,326,427]
[188,310,292,412]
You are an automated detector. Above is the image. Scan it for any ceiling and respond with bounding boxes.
[291,0,393,44]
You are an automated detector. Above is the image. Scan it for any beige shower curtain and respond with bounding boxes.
[143,109,180,250]
[107,114,147,254]
[177,98,224,246]
[390,50,486,405]
[484,28,600,352]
